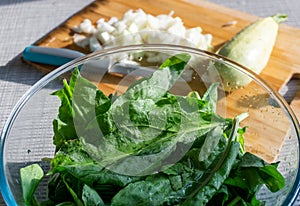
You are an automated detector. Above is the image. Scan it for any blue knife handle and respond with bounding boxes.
[22,45,85,66]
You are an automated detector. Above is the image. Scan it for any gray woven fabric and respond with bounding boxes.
[0,0,299,205]
[209,0,300,28]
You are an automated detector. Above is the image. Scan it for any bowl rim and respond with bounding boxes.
[1,43,300,205]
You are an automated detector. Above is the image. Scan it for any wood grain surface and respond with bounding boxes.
[23,0,300,162]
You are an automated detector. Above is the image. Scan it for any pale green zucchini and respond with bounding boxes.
[214,14,287,92]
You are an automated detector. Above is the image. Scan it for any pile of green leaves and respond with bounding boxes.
[20,54,285,206]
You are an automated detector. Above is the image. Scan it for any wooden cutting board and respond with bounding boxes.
[24,0,300,162]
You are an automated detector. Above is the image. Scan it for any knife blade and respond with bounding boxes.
[22,45,154,77]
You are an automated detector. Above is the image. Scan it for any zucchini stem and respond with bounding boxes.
[272,14,288,24]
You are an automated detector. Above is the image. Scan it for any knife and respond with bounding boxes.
[22,45,154,77]
[22,45,85,66]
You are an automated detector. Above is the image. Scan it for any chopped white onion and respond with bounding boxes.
[73,33,89,48]
[72,9,213,54]
[89,36,102,51]
[97,31,111,44]
[79,19,95,34]
[72,25,82,33]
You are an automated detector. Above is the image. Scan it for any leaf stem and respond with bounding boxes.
[184,118,240,199]
[63,79,72,98]
[227,196,242,206]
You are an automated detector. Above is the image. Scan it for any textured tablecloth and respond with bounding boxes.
[0,0,299,205]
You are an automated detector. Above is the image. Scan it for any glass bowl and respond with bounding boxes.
[1,44,299,206]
